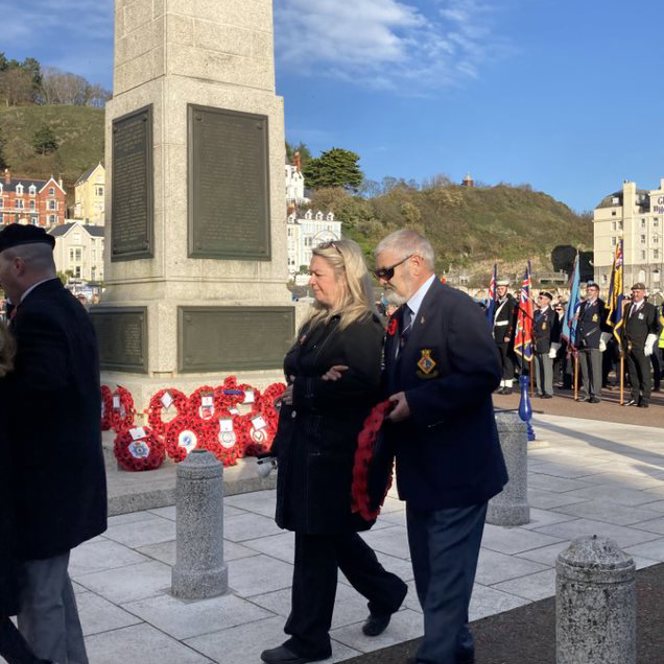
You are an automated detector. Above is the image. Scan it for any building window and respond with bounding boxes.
[619,221,623,230]
[48,215,55,225]
[641,235,646,244]
[0,213,3,224]
[49,187,55,196]
[31,216,38,225]
[654,235,659,244]
[612,221,616,230]
[641,218,646,228]
[611,211,617,216]
[29,200,35,210]
[16,184,23,195]
[16,200,24,209]
[601,274,608,284]
[28,185,36,196]
[611,237,617,246]
[95,186,104,196]
[0,200,3,208]
[654,218,660,226]
[641,250,646,260]
[654,249,659,260]
[48,200,56,210]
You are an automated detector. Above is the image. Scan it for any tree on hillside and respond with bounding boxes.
[32,124,59,155]
[303,148,363,192]
[0,127,7,170]
[0,68,34,106]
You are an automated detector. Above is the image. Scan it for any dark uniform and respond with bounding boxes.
[576,296,609,401]
[533,299,561,397]
[492,291,517,394]
[622,298,661,407]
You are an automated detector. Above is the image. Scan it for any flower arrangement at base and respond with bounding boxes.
[189,385,218,422]
[351,400,394,523]
[164,416,210,462]
[146,388,190,436]
[110,386,136,432]
[198,415,241,467]
[113,426,165,472]
[100,385,114,431]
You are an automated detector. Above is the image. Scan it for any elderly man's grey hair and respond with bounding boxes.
[4,242,56,274]
[375,229,435,271]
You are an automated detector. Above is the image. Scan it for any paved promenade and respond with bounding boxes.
[68,413,664,664]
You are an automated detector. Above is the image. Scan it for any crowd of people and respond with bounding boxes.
[487,279,663,407]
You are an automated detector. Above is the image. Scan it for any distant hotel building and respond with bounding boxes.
[287,209,341,275]
[0,169,66,227]
[593,179,664,291]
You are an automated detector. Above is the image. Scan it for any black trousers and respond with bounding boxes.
[626,348,652,403]
[284,531,406,657]
[0,617,42,664]
[496,344,514,381]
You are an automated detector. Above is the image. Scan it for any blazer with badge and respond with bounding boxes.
[533,306,561,354]
[5,278,107,561]
[576,298,609,349]
[622,301,661,350]
[383,279,508,512]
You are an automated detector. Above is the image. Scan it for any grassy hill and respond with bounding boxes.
[310,184,593,283]
[0,105,104,205]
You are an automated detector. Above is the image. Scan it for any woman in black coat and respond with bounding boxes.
[261,240,407,664]
[0,323,50,664]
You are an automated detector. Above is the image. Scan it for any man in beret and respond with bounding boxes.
[0,224,107,663]
[533,291,561,398]
[621,283,661,407]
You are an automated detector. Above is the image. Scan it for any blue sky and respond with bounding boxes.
[2,0,663,212]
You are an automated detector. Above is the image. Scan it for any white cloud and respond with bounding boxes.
[275,0,508,93]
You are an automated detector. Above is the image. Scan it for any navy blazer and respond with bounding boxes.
[383,279,508,511]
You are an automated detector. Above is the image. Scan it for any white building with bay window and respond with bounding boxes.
[287,210,341,276]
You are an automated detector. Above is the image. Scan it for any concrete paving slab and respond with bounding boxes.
[359,526,411,560]
[553,500,661,526]
[480,525,564,555]
[223,512,283,542]
[468,583,532,621]
[124,592,273,640]
[86,622,211,663]
[518,508,577,530]
[77,592,143,636]
[491,568,557,601]
[515,541,573,567]
[69,538,151,576]
[103,514,176,548]
[532,517,662,548]
[227,554,293,597]
[475,549,549,586]
[243,531,295,563]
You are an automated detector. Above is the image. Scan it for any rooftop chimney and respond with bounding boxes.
[3,168,10,185]
[294,151,301,173]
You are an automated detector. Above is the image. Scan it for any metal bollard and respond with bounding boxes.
[487,410,529,526]
[171,449,228,599]
[556,535,636,664]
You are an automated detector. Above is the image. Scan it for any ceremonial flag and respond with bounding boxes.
[485,263,497,326]
[560,253,581,348]
[513,263,534,362]
[606,240,624,344]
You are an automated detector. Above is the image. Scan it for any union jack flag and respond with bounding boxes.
[513,263,534,362]
[486,263,497,326]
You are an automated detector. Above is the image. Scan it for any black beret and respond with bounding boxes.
[539,291,553,300]
[0,224,55,253]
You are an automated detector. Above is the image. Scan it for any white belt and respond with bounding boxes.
[495,321,509,326]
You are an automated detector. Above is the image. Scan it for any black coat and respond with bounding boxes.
[622,301,661,349]
[533,306,561,354]
[6,279,107,560]
[492,294,516,345]
[576,298,609,349]
[0,382,20,616]
[384,279,508,511]
[273,313,384,534]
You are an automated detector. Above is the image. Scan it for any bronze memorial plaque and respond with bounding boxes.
[188,105,271,260]
[178,307,294,372]
[90,307,148,373]
[111,105,153,261]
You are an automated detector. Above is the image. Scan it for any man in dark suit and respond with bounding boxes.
[575,282,610,403]
[0,224,107,664]
[533,291,561,398]
[374,230,508,664]
[621,283,661,408]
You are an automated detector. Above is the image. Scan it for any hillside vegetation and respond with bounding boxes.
[0,105,104,201]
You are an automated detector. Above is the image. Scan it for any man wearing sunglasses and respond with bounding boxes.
[374,229,507,664]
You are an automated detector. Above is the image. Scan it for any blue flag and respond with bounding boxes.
[486,263,497,326]
[561,254,580,348]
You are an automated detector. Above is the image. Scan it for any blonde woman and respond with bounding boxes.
[0,323,51,664]
[261,239,407,664]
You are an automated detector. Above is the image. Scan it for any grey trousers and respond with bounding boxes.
[18,551,88,664]
[535,352,553,396]
[579,348,602,400]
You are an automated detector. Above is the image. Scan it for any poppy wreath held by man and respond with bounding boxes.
[100,385,114,431]
[113,425,165,472]
[110,385,137,432]
[350,400,395,523]
[146,388,191,436]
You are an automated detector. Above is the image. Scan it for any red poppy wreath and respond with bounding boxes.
[110,386,136,432]
[100,385,114,431]
[146,388,190,436]
[164,415,210,463]
[113,425,165,472]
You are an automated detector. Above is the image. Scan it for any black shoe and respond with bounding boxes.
[501,386,513,395]
[638,402,649,408]
[587,397,600,403]
[625,399,638,406]
[260,645,330,664]
[457,651,476,664]
[541,394,553,399]
[362,612,392,636]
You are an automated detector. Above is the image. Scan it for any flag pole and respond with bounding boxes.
[619,352,625,405]
[573,351,579,401]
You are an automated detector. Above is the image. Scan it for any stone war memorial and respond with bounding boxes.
[91,0,292,406]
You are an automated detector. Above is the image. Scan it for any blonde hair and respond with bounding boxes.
[303,238,377,332]
[0,323,15,378]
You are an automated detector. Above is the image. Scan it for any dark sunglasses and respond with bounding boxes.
[373,254,413,280]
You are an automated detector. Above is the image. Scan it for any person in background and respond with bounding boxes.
[492,279,516,394]
[375,229,507,664]
[0,224,107,664]
[533,291,561,398]
[261,239,407,664]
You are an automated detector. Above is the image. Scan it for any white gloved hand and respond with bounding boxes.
[599,332,611,353]
[599,339,606,352]
[644,334,657,357]
[256,456,277,479]
[548,342,561,359]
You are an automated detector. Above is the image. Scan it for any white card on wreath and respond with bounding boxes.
[219,418,234,432]
[202,395,214,407]
[129,427,146,441]
[161,392,174,410]
[251,415,267,430]
[243,390,255,404]
[229,407,240,416]
[113,395,120,408]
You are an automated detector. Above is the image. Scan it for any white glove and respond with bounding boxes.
[256,456,277,479]
[599,332,611,353]
[644,334,657,357]
[548,342,561,359]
